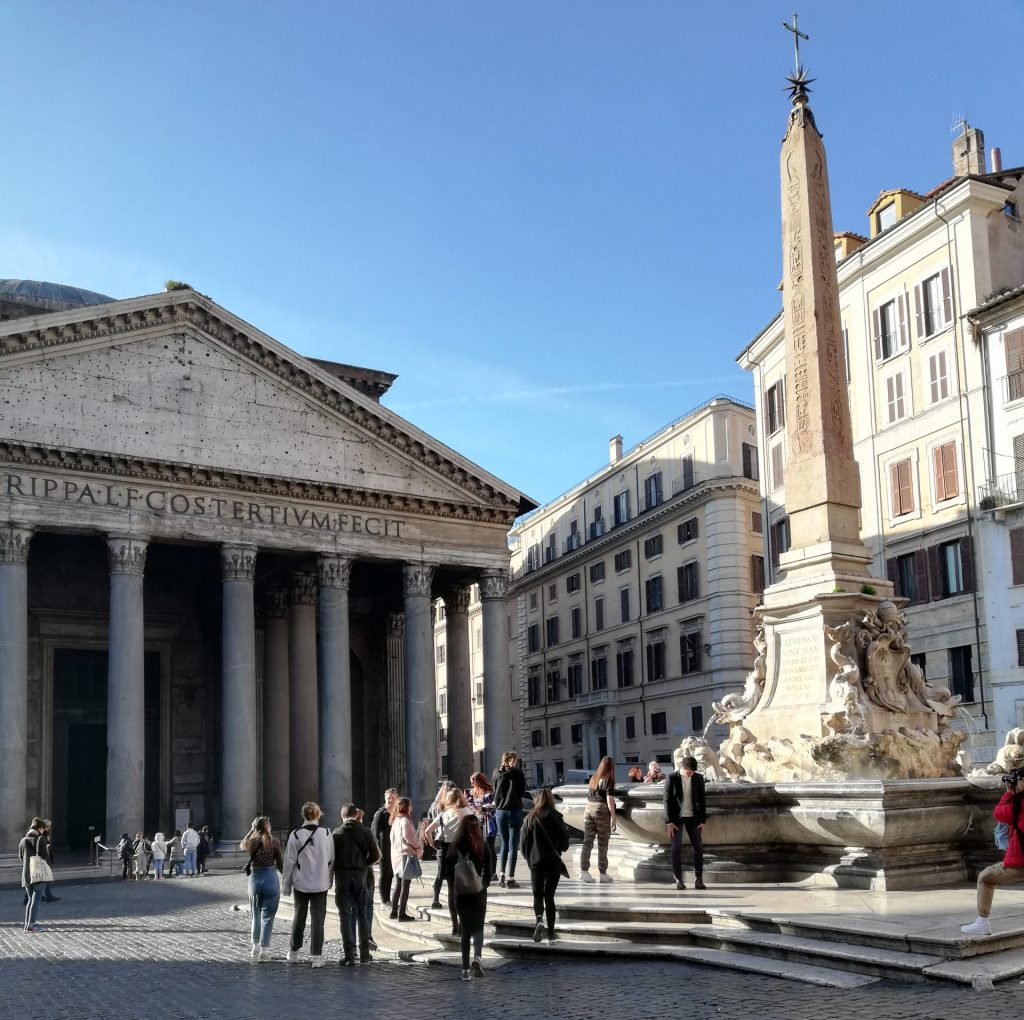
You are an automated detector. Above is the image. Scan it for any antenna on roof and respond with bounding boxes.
[951,113,969,137]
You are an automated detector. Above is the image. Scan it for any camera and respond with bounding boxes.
[1000,770,1021,787]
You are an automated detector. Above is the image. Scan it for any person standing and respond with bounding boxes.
[579,756,617,883]
[492,751,527,888]
[19,818,51,932]
[425,788,473,935]
[196,826,212,875]
[181,823,200,876]
[371,789,397,907]
[521,788,571,943]
[133,833,151,881]
[389,797,422,921]
[116,832,134,880]
[446,815,491,981]
[166,830,183,878]
[240,816,283,961]
[282,802,334,968]
[663,754,707,891]
[424,781,456,907]
[332,804,381,966]
[466,772,497,880]
[151,832,168,880]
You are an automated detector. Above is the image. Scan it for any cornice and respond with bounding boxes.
[509,477,759,593]
[0,440,517,526]
[0,295,524,518]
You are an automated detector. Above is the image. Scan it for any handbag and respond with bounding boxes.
[453,849,483,895]
[398,854,422,881]
[30,855,54,885]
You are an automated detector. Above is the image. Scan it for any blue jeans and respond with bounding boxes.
[25,884,42,929]
[496,808,524,878]
[335,870,369,955]
[183,848,197,875]
[248,867,281,947]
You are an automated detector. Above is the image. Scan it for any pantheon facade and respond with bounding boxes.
[0,280,533,851]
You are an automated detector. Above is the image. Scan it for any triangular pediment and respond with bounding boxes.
[0,290,534,521]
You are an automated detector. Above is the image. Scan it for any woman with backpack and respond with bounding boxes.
[281,802,334,967]
[578,755,617,883]
[520,788,571,943]
[446,814,491,981]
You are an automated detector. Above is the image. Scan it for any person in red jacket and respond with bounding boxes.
[961,771,1024,936]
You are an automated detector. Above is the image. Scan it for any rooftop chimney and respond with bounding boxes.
[953,123,986,176]
[991,146,1003,173]
[609,434,623,465]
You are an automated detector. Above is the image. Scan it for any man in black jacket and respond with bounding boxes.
[663,755,707,891]
[370,789,397,907]
[332,804,381,965]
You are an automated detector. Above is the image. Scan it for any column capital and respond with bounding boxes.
[319,554,353,590]
[443,585,473,615]
[0,524,33,565]
[402,563,436,598]
[107,536,148,576]
[479,568,509,600]
[263,587,289,619]
[289,571,318,606]
[387,612,405,638]
[221,544,257,582]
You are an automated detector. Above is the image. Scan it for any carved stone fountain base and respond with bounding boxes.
[555,777,1002,891]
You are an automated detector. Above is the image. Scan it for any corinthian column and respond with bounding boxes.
[318,554,353,820]
[261,588,290,825]
[289,571,319,815]
[443,585,474,786]
[220,544,257,841]
[0,525,32,850]
[384,613,406,794]
[106,536,148,845]
[402,563,436,817]
[480,568,511,773]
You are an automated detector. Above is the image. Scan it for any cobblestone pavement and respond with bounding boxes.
[1,875,1020,1020]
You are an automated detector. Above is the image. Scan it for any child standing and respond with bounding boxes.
[151,832,168,879]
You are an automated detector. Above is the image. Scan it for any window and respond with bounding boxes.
[613,490,631,527]
[751,554,765,595]
[616,645,634,688]
[594,596,605,631]
[531,729,544,749]
[771,443,784,489]
[625,715,636,740]
[690,705,704,731]
[438,690,447,714]
[566,520,581,552]
[436,643,446,664]
[677,561,700,603]
[644,472,663,510]
[571,722,583,744]
[931,538,974,598]
[1007,328,1024,402]
[932,442,959,502]
[743,442,759,480]
[529,592,538,610]
[751,510,762,534]
[885,371,907,424]
[678,517,698,544]
[591,652,608,691]
[770,517,791,567]
[914,269,951,338]
[620,587,630,623]
[527,670,541,706]
[546,616,559,646]
[1011,527,1024,586]
[546,666,560,703]
[589,505,605,540]
[566,572,581,593]
[889,458,915,517]
[567,660,583,698]
[680,620,703,675]
[765,379,786,434]
[527,624,540,654]
[614,549,632,571]
[645,575,664,613]
[526,544,541,572]
[950,645,974,702]
[549,726,562,747]
[475,680,483,702]
[553,760,564,782]
[1017,630,1024,668]
[681,455,695,491]
[644,534,663,559]
[877,202,897,232]
[890,550,928,605]
[548,582,557,601]
[571,605,582,639]
[646,637,667,681]
[910,652,927,675]
[872,296,907,361]
[651,711,668,736]
[545,533,557,563]
[475,720,483,739]
[590,561,606,583]
[928,349,950,405]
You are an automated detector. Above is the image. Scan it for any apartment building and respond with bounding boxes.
[739,124,1024,760]
[505,396,763,787]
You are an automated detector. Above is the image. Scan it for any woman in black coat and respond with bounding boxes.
[520,789,570,943]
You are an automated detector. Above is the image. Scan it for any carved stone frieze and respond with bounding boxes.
[221,544,257,582]
[0,525,32,564]
[106,536,148,575]
[478,568,509,601]
[387,613,405,638]
[318,554,353,589]
[289,571,318,606]
[402,563,436,599]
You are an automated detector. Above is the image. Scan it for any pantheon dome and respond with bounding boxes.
[0,279,115,320]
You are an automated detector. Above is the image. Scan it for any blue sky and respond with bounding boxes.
[3,1,1022,508]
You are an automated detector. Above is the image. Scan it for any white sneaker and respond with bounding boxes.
[471,958,484,978]
[251,944,260,959]
[579,871,595,883]
[286,949,300,964]
[598,873,613,883]
[460,969,472,981]
[545,936,557,945]
[258,946,271,962]
[532,918,545,942]
[960,917,992,937]
[311,955,325,968]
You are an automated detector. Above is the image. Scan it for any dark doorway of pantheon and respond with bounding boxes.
[52,648,161,849]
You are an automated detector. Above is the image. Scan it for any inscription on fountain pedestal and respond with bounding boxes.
[770,630,823,708]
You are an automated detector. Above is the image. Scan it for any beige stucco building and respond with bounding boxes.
[0,280,533,851]
[738,126,1024,761]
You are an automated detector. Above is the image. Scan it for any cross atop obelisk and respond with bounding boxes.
[782,12,808,76]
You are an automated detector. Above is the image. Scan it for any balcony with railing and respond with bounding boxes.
[978,470,1024,511]
[576,688,617,708]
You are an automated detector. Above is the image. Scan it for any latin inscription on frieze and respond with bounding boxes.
[771,630,824,708]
